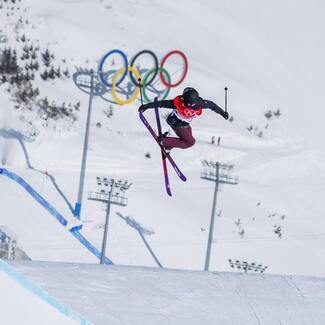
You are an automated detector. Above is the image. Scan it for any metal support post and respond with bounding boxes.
[204,163,219,271]
[100,180,114,264]
[74,71,95,219]
[201,160,238,271]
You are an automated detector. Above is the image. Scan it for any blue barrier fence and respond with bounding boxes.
[0,259,93,324]
[0,168,114,265]
[70,227,113,265]
[1,168,68,226]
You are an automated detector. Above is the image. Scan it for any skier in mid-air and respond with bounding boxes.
[138,87,229,152]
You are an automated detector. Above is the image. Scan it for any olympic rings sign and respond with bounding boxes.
[97,49,188,105]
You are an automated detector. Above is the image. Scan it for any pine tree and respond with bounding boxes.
[31,50,37,60]
[40,69,49,80]
[24,71,31,82]
[63,68,69,77]
[74,101,80,111]
[41,48,53,67]
[264,110,273,119]
[48,66,56,79]
[55,67,61,78]
[38,97,50,119]
[18,89,28,103]
[31,61,39,71]
[273,109,281,118]
[23,44,29,53]
[0,47,19,74]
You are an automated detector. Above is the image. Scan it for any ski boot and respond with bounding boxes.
[157,131,169,144]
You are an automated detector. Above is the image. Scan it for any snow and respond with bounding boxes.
[1,0,325,323]
[11,261,325,325]
[0,172,97,262]
[0,264,80,324]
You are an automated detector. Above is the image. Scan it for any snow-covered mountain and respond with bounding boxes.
[1,0,325,279]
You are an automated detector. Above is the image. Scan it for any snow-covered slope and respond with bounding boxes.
[1,0,325,277]
[0,170,97,262]
[0,261,88,324]
[12,261,325,325]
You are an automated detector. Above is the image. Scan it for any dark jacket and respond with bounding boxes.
[143,98,227,128]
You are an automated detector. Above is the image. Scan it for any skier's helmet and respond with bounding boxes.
[183,87,201,109]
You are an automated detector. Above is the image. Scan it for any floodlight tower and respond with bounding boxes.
[74,71,95,219]
[201,160,238,271]
[228,259,268,274]
[88,176,132,264]
[73,68,107,219]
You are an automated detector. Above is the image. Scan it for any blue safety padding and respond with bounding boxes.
[1,168,68,226]
[70,225,83,232]
[1,168,114,265]
[74,202,81,219]
[69,228,113,265]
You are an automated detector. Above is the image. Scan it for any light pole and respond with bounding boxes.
[72,68,108,219]
[201,160,238,271]
[74,70,95,219]
[88,176,132,264]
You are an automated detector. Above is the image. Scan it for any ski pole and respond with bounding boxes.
[138,78,144,105]
[224,86,228,113]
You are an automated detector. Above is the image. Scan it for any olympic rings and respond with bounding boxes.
[98,49,128,88]
[160,50,188,88]
[97,49,189,105]
[129,49,158,87]
[112,66,141,105]
[143,67,171,103]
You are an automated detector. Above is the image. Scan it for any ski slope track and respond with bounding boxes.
[0,260,92,324]
[11,261,325,325]
[0,167,113,264]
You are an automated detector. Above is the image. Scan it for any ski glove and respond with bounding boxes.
[223,111,229,120]
[138,104,151,113]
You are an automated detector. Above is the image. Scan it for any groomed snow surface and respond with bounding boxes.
[0,271,77,324]
[10,261,325,325]
[0,261,85,324]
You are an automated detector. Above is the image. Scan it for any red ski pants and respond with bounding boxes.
[162,126,196,150]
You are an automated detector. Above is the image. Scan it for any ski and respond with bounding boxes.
[153,98,172,196]
[139,107,187,184]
